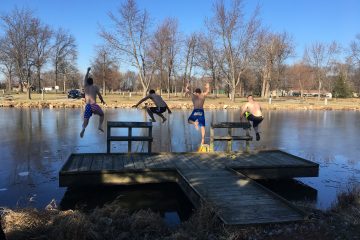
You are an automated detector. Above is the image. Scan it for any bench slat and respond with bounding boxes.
[108,136,153,142]
[211,122,251,129]
[212,136,253,141]
[107,121,152,128]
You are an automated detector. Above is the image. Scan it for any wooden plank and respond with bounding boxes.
[65,155,81,172]
[179,168,304,225]
[108,136,153,141]
[107,121,152,128]
[123,154,135,169]
[131,154,146,169]
[213,136,253,141]
[112,154,124,170]
[78,155,93,172]
[90,154,103,171]
[102,155,114,170]
[166,154,191,170]
[211,122,251,129]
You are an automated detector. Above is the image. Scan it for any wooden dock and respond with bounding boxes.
[59,150,318,225]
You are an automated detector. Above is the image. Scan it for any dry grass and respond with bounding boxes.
[1,92,360,110]
[1,184,360,240]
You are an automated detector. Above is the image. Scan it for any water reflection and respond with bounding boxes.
[60,183,193,227]
[0,108,359,211]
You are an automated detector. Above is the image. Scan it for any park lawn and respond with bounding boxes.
[1,92,360,110]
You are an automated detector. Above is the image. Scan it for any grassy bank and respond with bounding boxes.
[1,184,359,240]
[1,93,360,111]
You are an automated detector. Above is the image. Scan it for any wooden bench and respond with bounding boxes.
[210,122,252,152]
[107,121,153,153]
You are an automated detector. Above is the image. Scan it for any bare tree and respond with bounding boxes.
[304,41,340,100]
[151,18,180,98]
[100,0,155,96]
[52,28,77,93]
[0,36,15,92]
[255,31,293,97]
[208,0,260,101]
[349,34,360,94]
[32,18,52,93]
[0,8,37,99]
[91,46,118,94]
[181,33,197,96]
[350,34,360,68]
[197,34,220,96]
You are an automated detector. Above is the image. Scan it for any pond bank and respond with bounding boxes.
[1,185,359,240]
[1,94,360,111]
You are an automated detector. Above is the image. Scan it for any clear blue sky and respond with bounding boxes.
[1,0,359,72]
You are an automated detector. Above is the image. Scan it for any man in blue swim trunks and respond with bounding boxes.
[186,82,210,145]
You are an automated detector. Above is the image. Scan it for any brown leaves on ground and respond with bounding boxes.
[1,185,360,240]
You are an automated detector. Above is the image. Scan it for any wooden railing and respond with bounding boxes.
[107,121,153,153]
[210,122,252,152]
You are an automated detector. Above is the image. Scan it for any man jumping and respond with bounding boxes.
[80,67,106,138]
[240,95,263,141]
[186,82,210,145]
[133,89,172,123]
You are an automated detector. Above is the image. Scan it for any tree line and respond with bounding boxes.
[1,0,359,100]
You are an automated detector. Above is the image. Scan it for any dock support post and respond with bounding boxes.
[210,127,214,152]
[107,125,111,153]
[148,126,152,153]
[227,128,232,152]
[128,127,132,152]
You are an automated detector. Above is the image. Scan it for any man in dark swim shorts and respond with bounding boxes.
[186,82,210,145]
[133,89,172,123]
[240,95,263,141]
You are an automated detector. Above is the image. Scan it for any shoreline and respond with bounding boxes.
[1,100,359,111]
[1,94,360,111]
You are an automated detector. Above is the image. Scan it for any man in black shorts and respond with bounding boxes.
[240,95,264,141]
[133,89,172,123]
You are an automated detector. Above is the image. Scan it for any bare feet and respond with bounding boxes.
[194,121,199,130]
[80,129,85,138]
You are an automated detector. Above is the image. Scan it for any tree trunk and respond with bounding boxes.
[212,69,217,97]
[37,68,41,93]
[318,80,322,101]
[63,74,66,93]
[55,67,58,94]
[7,74,12,92]
[27,81,31,100]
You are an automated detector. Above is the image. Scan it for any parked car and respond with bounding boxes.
[67,89,82,99]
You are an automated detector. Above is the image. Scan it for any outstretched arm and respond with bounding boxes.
[240,103,248,120]
[166,104,172,114]
[84,67,91,86]
[203,83,210,96]
[97,90,106,105]
[132,96,150,108]
[185,83,192,97]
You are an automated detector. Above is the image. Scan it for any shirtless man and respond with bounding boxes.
[240,95,263,141]
[80,67,106,138]
[133,89,172,123]
[186,82,210,145]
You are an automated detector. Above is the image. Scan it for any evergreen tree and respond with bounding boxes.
[332,73,352,98]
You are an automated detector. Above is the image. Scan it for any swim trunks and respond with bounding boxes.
[188,109,206,127]
[245,112,263,128]
[84,103,104,119]
[149,107,167,114]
